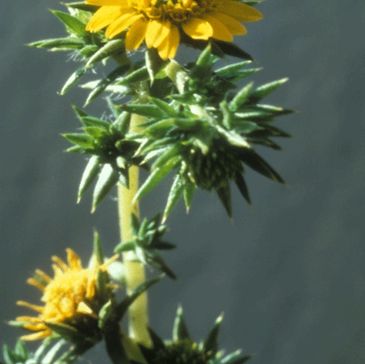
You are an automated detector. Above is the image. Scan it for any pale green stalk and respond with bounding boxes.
[117,114,152,348]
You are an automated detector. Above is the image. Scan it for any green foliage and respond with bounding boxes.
[138,306,250,364]
[129,47,292,218]
[115,215,176,279]
[28,3,151,105]
[2,339,78,364]
[63,106,142,211]
[27,4,294,363]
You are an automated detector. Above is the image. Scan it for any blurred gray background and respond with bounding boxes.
[1,0,365,363]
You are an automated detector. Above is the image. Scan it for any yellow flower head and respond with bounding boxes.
[16,248,107,341]
[85,0,263,60]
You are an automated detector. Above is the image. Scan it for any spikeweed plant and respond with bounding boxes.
[3,1,294,362]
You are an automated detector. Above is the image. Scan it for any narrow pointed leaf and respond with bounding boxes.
[134,156,181,202]
[239,151,285,183]
[78,156,101,203]
[173,306,190,341]
[51,10,86,37]
[196,44,213,67]
[114,276,162,321]
[183,180,195,212]
[85,65,129,106]
[28,37,84,51]
[61,67,87,95]
[221,351,251,364]
[42,340,67,364]
[251,78,289,100]
[92,164,119,212]
[230,82,254,111]
[163,175,184,221]
[150,97,177,116]
[122,104,165,118]
[86,39,125,68]
[212,41,253,60]
[215,61,252,78]
[145,48,164,84]
[63,133,93,148]
[217,183,232,217]
[204,313,224,354]
[118,66,149,85]
[235,173,251,204]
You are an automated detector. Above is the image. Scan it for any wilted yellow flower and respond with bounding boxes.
[85,0,262,60]
[16,249,107,341]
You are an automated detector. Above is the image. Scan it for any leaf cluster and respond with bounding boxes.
[2,339,77,364]
[140,306,250,364]
[128,47,292,218]
[115,215,176,279]
[64,106,143,211]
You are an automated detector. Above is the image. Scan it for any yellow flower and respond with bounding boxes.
[85,0,263,60]
[16,249,107,341]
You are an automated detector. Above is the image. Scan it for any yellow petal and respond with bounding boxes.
[17,301,43,313]
[26,278,46,291]
[220,1,263,22]
[52,255,68,271]
[145,20,171,48]
[86,6,124,32]
[153,21,171,48]
[158,25,180,60]
[204,15,233,42]
[86,0,127,5]
[77,302,95,316]
[16,316,42,323]
[20,331,50,341]
[35,269,51,283]
[105,12,142,38]
[66,248,82,270]
[212,13,247,35]
[126,18,148,50]
[182,18,213,40]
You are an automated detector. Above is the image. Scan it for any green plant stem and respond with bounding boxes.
[117,113,152,348]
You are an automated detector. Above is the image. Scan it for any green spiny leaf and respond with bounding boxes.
[114,276,162,321]
[183,179,195,212]
[122,104,165,118]
[239,151,285,183]
[173,306,190,341]
[220,351,251,364]
[85,39,125,68]
[204,313,224,355]
[92,164,119,212]
[134,156,181,202]
[215,61,252,78]
[163,175,184,221]
[251,78,288,100]
[196,44,213,67]
[230,82,254,111]
[235,173,251,204]
[117,66,149,85]
[150,97,178,117]
[217,182,232,217]
[51,10,87,37]
[61,67,88,95]
[145,48,164,84]
[63,133,93,148]
[28,37,85,51]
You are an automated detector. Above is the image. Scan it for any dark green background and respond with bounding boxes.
[1,1,365,363]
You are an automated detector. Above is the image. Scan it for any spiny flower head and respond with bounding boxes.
[16,249,111,341]
[85,0,262,59]
[141,306,251,364]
